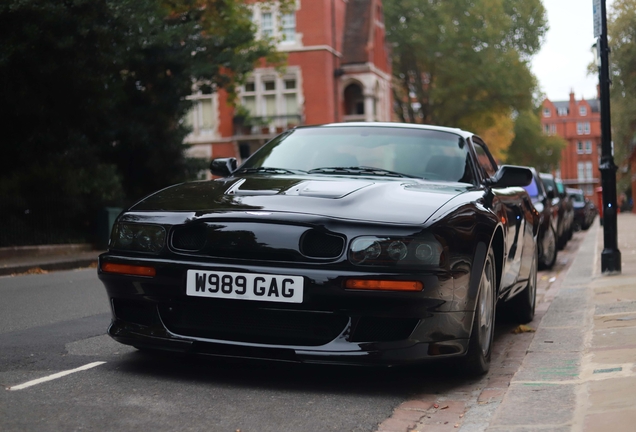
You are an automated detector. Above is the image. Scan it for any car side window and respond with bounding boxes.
[472,139,497,179]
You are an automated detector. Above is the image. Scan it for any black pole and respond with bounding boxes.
[598,0,621,273]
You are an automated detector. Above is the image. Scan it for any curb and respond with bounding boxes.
[0,257,99,276]
[0,243,94,260]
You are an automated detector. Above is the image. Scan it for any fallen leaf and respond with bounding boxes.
[441,405,449,410]
[512,325,536,334]
[454,424,460,428]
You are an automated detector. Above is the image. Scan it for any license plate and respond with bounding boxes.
[186,270,304,303]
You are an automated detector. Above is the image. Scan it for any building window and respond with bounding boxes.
[579,106,587,116]
[577,162,585,181]
[261,12,274,38]
[577,141,584,154]
[255,7,296,44]
[281,13,296,42]
[185,94,217,136]
[585,140,592,154]
[543,124,550,134]
[543,108,551,117]
[550,124,557,135]
[557,107,568,116]
[585,161,593,179]
[577,122,590,135]
[240,71,301,129]
[585,185,593,195]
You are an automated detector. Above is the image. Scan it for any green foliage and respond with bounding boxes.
[609,0,636,192]
[506,109,566,172]
[0,0,280,245]
[384,0,547,132]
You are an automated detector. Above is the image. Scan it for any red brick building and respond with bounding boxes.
[183,0,393,165]
[541,91,601,202]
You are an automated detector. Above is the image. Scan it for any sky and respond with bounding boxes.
[531,0,616,102]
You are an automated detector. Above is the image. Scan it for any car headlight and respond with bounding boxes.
[349,235,444,267]
[111,223,166,253]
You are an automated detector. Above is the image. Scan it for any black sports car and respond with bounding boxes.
[98,123,539,374]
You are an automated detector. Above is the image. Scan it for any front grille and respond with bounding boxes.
[170,222,344,262]
[350,316,418,342]
[172,225,207,251]
[160,303,349,346]
[300,229,345,258]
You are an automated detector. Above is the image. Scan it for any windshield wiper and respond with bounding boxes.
[307,166,417,178]
[235,167,304,175]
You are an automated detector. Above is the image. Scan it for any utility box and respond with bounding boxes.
[97,207,122,250]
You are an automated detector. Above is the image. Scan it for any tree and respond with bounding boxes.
[506,109,566,172]
[384,0,547,157]
[609,0,636,193]
[0,0,282,245]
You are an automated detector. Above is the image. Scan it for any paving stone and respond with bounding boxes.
[590,346,636,364]
[587,376,636,413]
[489,383,576,426]
[595,300,636,315]
[512,351,580,382]
[593,313,636,330]
[584,407,636,431]
[591,326,636,349]
[539,308,587,328]
[526,326,585,353]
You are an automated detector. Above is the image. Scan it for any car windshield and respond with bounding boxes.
[523,178,539,198]
[239,126,473,182]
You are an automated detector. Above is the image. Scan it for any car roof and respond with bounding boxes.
[303,122,473,139]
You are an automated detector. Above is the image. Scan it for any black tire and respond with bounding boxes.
[460,248,496,376]
[503,248,537,324]
[539,225,557,270]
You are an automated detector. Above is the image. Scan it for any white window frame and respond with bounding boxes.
[239,68,302,130]
[579,106,587,116]
[543,108,551,117]
[252,3,297,46]
[585,140,592,154]
[577,162,585,181]
[557,107,568,116]
[577,141,584,154]
[577,122,591,135]
[184,92,218,139]
[585,161,593,180]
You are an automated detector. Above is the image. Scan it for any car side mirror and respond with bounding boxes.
[546,187,555,200]
[487,165,533,188]
[210,158,238,177]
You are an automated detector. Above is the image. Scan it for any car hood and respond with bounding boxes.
[131,175,472,225]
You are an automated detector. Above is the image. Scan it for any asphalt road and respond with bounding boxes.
[0,234,583,432]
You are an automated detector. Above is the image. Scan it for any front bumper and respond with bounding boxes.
[98,254,474,366]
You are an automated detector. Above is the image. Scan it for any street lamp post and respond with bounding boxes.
[594,0,621,273]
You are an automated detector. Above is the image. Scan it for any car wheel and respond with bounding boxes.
[460,248,496,376]
[539,226,557,270]
[503,248,537,324]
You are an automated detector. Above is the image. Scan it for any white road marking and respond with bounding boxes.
[7,361,106,391]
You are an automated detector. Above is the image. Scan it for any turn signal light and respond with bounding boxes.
[344,279,423,292]
[101,262,156,277]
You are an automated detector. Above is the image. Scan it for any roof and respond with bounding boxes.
[342,0,373,65]
[548,99,600,114]
[317,122,471,138]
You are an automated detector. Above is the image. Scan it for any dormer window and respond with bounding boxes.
[557,107,568,116]
[579,106,587,116]
[543,108,551,117]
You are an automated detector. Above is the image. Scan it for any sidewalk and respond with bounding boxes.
[488,212,636,431]
[0,244,102,276]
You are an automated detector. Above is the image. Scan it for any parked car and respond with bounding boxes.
[98,122,539,375]
[539,173,573,250]
[524,169,559,270]
[567,188,597,231]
